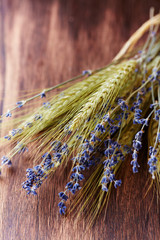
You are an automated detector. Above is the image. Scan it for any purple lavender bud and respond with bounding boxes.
[114,179,122,188]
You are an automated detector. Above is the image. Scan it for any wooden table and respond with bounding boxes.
[0,0,160,239]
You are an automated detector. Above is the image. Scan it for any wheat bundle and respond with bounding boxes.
[0,13,160,225]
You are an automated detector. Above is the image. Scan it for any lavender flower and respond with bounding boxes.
[40,90,46,98]
[101,139,123,192]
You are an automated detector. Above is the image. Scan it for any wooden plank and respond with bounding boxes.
[0,0,160,239]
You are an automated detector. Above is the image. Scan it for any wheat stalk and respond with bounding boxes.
[69,60,137,132]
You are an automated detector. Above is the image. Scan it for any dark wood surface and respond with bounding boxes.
[0,0,160,239]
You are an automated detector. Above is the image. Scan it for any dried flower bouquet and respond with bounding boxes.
[0,12,160,224]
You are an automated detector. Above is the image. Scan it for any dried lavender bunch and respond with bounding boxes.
[0,13,160,223]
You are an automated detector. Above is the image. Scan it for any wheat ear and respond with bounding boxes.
[69,60,137,132]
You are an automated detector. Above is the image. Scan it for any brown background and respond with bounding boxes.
[0,0,160,239]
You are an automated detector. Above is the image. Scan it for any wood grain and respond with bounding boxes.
[0,0,160,239]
